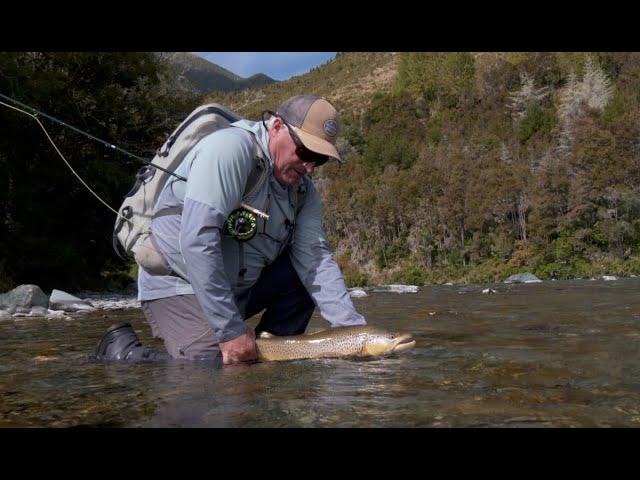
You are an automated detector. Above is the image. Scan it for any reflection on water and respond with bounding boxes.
[1,278,640,427]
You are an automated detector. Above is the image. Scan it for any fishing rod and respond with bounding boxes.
[0,91,186,181]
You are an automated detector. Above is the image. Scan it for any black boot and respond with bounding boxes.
[94,322,171,362]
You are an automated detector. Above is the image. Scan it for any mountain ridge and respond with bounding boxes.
[159,52,277,94]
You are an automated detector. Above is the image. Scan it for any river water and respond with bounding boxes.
[1,278,639,427]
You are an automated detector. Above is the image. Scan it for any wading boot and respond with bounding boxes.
[94,322,171,362]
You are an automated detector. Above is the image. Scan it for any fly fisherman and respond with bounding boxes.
[95,95,366,365]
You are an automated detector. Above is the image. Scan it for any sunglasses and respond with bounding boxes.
[263,111,331,167]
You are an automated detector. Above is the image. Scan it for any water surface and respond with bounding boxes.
[1,278,639,427]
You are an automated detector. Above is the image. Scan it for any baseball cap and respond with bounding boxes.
[276,95,343,163]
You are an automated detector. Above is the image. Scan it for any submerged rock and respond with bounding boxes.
[504,273,542,284]
[0,284,49,312]
[49,289,95,312]
[77,293,139,310]
[371,285,419,293]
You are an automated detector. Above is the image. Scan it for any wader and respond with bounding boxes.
[94,250,314,364]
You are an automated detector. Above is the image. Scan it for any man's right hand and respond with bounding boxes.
[219,328,257,365]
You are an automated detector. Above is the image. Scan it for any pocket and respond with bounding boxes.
[177,327,219,360]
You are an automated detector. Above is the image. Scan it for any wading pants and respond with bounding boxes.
[141,252,315,361]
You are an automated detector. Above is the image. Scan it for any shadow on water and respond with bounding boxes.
[1,278,640,427]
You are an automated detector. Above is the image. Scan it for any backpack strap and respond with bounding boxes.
[152,131,269,220]
[241,134,269,204]
[286,177,309,248]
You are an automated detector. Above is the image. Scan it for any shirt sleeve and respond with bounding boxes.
[288,180,367,327]
[179,130,255,342]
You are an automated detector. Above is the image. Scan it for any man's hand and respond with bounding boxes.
[219,328,257,365]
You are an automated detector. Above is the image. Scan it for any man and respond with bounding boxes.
[95,95,366,365]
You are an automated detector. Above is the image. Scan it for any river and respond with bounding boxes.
[1,278,639,427]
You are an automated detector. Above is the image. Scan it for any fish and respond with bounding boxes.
[255,325,415,362]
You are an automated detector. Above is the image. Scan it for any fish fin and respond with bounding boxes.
[304,329,323,335]
[257,331,276,339]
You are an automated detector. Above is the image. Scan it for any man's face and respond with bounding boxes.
[268,118,316,187]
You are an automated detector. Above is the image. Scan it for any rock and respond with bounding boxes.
[30,306,48,316]
[504,273,542,284]
[371,284,419,293]
[482,288,497,294]
[49,289,95,312]
[444,282,454,286]
[348,288,368,298]
[0,284,49,311]
[13,305,49,318]
[45,309,67,319]
[602,275,618,281]
[0,310,12,322]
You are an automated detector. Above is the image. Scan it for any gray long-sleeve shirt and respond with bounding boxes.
[138,119,365,342]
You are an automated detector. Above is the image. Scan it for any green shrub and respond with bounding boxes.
[518,103,557,144]
[392,264,427,285]
[363,132,416,170]
[343,267,370,288]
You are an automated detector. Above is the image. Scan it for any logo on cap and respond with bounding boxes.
[323,119,338,138]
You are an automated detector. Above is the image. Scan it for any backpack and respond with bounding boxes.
[112,103,269,275]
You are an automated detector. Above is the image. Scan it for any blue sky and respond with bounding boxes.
[194,52,337,81]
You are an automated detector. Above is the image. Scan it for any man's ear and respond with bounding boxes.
[268,116,283,139]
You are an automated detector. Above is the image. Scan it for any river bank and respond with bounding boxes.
[343,255,640,288]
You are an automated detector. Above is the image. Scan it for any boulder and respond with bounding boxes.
[0,285,49,311]
[504,273,542,284]
[602,275,618,281]
[49,289,95,312]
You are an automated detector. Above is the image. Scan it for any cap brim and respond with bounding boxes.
[293,127,343,163]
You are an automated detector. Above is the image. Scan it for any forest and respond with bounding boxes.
[1,52,639,291]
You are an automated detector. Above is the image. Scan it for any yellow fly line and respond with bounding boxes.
[0,99,181,243]
[1,97,271,250]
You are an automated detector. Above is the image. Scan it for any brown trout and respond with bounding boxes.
[255,325,415,362]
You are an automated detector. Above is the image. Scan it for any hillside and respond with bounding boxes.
[160,52,277,94]
[206,52,398,120]
[208,52,640,286]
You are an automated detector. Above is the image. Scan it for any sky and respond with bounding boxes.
[194,52,337,81]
